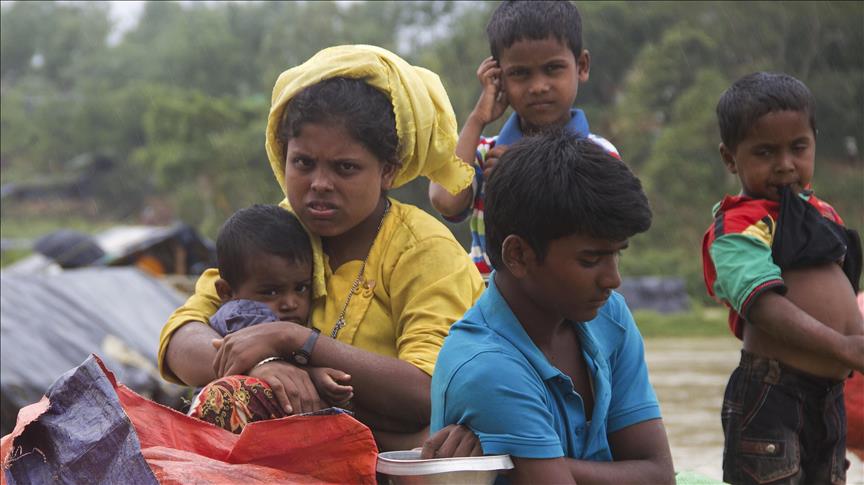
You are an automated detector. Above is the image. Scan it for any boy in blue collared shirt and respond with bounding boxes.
[429,1,619,277]
[431,133,674,484]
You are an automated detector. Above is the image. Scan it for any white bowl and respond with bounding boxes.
[377,450,513,485]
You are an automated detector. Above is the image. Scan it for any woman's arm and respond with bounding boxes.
[158,268,222,383]
[164,321,220,386]
[309,332,433,425]
[214,234,483,429]
[166,321,325,414]
[214,322,432,428]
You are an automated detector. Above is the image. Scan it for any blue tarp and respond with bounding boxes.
[0,267,186,435]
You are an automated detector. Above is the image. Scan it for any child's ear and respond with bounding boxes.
[576,49,590,82]
[214,278,234,303]
[719,143,737,174]
[501,235,535,278]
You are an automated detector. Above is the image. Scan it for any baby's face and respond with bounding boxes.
[721,110,815,201]
[233,253,312,324]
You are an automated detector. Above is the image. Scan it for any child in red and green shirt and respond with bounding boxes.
[702,72,863,485]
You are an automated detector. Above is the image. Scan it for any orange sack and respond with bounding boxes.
[847,294,864,460]
[1,355,378,484]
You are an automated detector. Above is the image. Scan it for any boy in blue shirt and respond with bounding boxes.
[429,0,618,277]
[431,133,674,484]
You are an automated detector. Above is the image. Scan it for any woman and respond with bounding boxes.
[158,45,484,452]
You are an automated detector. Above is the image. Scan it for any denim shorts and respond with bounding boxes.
[721,350,848,485]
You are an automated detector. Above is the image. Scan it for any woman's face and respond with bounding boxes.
[284,122,397,238]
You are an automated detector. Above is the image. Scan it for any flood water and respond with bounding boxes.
[644,337,864,484]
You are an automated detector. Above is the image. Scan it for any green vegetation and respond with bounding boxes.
[634,304,730,339]
[1,1,861,301]
[0,212,116,266]
[1,214,114,239]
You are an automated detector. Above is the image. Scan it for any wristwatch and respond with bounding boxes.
[290,328,321,366]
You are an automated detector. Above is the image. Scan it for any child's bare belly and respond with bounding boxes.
[745,262,863,380]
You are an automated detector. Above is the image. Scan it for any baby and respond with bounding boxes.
[189,205,352,432]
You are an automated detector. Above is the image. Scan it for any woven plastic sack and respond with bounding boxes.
[1,355,377,484]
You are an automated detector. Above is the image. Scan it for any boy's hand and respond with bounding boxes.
[482,144,509,180]
[420,424,482,459]
[470,56,509,126]
[843,335,864,373]
[308,367,354,407]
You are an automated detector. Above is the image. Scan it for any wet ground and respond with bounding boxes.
[644,337,864,484]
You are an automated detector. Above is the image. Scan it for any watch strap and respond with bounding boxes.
[291,327,321,366]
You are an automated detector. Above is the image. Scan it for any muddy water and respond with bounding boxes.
[644,337,864,484]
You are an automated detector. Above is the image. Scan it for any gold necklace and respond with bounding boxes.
[331,199,390,339]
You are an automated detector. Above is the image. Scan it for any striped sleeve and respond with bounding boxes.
[443,137,496,224]
[708,218,787,318]
[587,133,620,159]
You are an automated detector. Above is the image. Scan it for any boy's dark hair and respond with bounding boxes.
[486,1,583,60]
[217,204,312,287]
[716,72,817,150]
[485,132,652,269]
[277,77,400,167]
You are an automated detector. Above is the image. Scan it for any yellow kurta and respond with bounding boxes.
[158,198,484,383]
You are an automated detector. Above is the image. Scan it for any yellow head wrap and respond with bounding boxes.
[265,44,474,196]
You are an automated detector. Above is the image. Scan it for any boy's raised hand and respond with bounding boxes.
[471,56,509,126]
[430,57,508,217]
[308,367,354,408]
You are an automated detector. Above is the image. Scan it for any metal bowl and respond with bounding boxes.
[376,450,513,485]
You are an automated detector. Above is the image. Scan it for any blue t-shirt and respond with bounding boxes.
[430,275,661,460]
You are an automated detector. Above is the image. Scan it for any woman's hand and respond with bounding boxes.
[249,360,325,415]
[212,321,297,378]
[420,424,482,459]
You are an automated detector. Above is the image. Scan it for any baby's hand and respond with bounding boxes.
[308,367,354,408]
[470,56,509,126]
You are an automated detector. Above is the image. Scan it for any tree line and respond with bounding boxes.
[1,1,861,299]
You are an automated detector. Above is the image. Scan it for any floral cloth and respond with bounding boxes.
[189,375,285,433]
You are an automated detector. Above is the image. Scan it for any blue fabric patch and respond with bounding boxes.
[5,355,157,485]
[210,299,280,336]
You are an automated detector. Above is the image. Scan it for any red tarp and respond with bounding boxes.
[847,293,864,460]
[1,355,378,484]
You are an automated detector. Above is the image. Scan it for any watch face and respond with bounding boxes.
[293,352,310,366]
